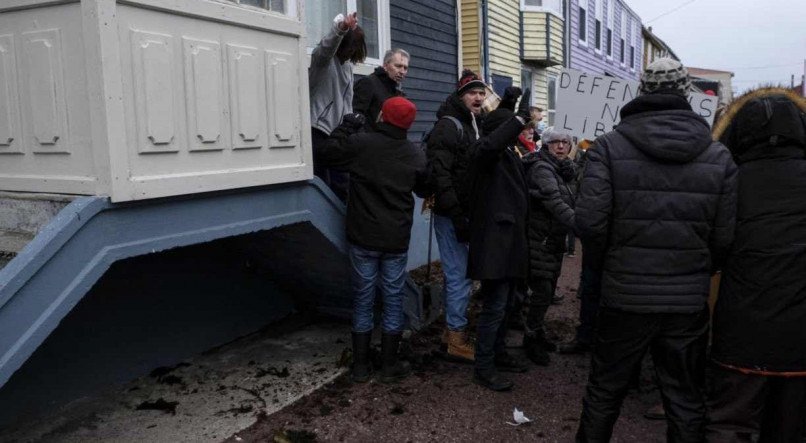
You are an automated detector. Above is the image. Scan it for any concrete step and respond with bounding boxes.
[0,192,74,270]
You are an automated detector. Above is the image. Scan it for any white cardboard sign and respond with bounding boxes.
[554,68,718,140]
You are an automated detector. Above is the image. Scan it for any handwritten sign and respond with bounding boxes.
[555,69,718,140]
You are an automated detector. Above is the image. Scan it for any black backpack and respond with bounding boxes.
[420,116,463,148]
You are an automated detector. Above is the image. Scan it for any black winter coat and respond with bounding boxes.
[466,117,528,280]
[525,149,577,281]
[426,94,483,219]
[712,144,806,373]
[319,122,428,253]
[575,93,738,313]
[352,67,403,132]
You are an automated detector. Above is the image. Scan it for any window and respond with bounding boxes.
[594,0,603,52]
[630,45,635,68]
[620,38,625,64]
[227,0,291,15]
[606,29,612,56]
[521,0,563,16]
[521,68,534,104]
[578,7,587,44]
[606,0,614,58]
[547,75,557,126]
[305,0,389,65]
[595,20,602,50]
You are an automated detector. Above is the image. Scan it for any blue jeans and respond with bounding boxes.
[433,214,473,331]
[348,243,408,334]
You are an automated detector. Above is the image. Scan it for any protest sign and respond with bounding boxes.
[554,69,718,140]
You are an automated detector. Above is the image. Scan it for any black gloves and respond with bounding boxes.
[452,215,471,243]
[340,113,366,133]
[516,88,532,121]
[499,86,522,111]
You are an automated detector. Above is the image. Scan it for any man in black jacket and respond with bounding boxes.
[574,58,738,442]
[426,69,487,363]
[466,89,532,391]
[707,88,806,441]
[318,97,428,385]
[353,49,409,131]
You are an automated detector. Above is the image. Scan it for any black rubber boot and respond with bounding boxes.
[473,369,514,391]
[379,333,411,384]
[523,334,551,366]
[351,331,372,383]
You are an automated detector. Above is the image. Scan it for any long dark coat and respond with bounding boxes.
[525,148,576,281]
[352,66,403,132]
[465,117,528,280]
[711,89,806,373]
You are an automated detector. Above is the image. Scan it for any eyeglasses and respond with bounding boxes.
[548,140,571,146]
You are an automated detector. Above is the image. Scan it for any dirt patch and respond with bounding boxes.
[227,251,668,442]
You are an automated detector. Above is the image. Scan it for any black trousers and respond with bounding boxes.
[476,279,517,374]
[311,127,349,202]
[577,307,709,443]
[706,364,806,443]
[575,260,601,345]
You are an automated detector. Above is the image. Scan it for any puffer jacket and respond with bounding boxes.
[711,88,806,374]
[525,148,576,280]
[575,92,738,313]
[426,94,482,219]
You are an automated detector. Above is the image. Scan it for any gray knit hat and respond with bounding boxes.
[639,58,692,96]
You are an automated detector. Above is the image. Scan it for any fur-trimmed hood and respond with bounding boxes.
[712,87,806,162]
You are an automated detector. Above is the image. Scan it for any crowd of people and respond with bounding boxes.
[308,12,806,442]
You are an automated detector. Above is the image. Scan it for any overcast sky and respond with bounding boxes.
[626,0,805,95]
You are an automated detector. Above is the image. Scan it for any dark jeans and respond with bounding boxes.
[577,307,709,443]
[706,364,806,443]
[311,127,349,202]
[575,261,601,345]
[476,279,518,374]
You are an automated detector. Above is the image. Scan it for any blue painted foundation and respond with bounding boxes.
[0,178,438,423]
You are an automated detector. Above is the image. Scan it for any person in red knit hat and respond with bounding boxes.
[317,97,428,384]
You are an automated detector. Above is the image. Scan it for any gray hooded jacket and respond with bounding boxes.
[309,22,353,135]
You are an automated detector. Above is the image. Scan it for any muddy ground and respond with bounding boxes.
[226,251,668,442]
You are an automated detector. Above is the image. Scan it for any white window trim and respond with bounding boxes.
[304,0,391,75]
[594,19,602,54]
[606,27,613,60]
[578,2,588,47]
[619,9,626,67]
[225,0,298,18]
[520,0,563,18]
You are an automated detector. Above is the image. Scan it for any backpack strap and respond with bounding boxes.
[443,116,464,140]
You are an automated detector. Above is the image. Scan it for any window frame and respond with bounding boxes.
[606,0,614,59]
[520,0,563,18]
[606,28,612,57]
[619,9,627,67]
[593,0,603,53]
[226,0,297,18]
[577,3,588,46]
[547,74,558,126]
[304,0,391,76]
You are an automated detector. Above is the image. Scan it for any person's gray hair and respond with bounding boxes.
[383,48,410,64]
[541,127,572,145]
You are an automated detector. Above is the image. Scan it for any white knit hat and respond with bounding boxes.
[640,58,692,96]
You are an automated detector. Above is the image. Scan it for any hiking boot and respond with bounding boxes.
[444,329,475,363]
[523,335,551,366]
[523,331,557,353]
[558,340,592,355]
[473,370,514,392]
[351,332,373,383]
[495,351,529,373]
[379,333,411,384]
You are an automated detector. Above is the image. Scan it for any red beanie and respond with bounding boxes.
[381,97,417,130]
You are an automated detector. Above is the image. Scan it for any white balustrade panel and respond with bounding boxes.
[116,4,310,201]
[0,3,96,195]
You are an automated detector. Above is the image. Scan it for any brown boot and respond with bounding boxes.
[445,329,475,363]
